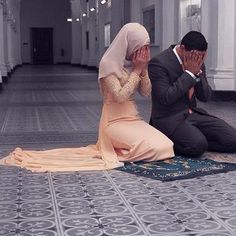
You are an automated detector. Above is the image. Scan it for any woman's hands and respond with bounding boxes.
[132,45,150,76]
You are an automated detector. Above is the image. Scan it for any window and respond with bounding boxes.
[104,23,111,47]
[143,8,155,44]
[107,0,111,8]
[179,0,201,36]
[188,3,201,31]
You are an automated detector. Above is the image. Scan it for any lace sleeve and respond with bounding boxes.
[138,70,151,97]
[100,72,140,103]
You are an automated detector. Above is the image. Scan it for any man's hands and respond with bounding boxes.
[182,50,206,75]
[132,45,150,76]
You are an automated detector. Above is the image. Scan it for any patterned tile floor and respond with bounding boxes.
[0,65,236,236]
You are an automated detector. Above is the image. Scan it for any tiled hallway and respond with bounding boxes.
[0,65,236,236]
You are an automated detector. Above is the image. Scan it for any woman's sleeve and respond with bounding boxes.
[101,72,140,103]
[138,70,151,97]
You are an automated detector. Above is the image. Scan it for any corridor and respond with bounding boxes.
[0,65,236,236]
[0,65,103,154]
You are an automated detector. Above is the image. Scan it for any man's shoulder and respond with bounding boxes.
[150,46,174,63]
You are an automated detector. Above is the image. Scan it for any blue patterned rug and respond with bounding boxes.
[117,156,236,181]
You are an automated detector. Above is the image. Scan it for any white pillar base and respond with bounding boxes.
[88,58,97,67]
[71,57,81,65]
[208,68,235,90]
[0,64,8,76]
[0,70,2,83]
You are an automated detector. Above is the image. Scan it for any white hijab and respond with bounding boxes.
[98,23,150,80]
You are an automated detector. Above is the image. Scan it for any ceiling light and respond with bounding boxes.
[101,0,106,4]
[82,13,87,17]
[90,7,95,12]
[67,18,72,22]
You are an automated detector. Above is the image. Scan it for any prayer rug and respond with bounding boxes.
[117,155,236,181]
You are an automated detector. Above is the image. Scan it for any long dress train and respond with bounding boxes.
[0,70,174,172]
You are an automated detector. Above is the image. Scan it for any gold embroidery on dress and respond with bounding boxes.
[99,70,151,103]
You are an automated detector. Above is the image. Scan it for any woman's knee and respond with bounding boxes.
[148,138,174,157]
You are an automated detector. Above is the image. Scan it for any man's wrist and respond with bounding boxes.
[185,70,200,82]
[195,70,203,78]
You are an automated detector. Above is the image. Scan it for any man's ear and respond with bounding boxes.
[177,45,184,58]
[180,45,185,52]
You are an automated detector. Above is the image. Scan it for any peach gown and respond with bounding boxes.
[0,70,174,172]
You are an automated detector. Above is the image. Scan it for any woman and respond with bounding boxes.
[0,23,174,172]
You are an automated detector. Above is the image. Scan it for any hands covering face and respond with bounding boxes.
[182,50,207,75]
[132,45,150,76]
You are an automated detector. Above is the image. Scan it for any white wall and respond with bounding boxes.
[87,0,97,67]
[0,1,5,81]
[97,0,112,63]
[70,0,236,92]
[71,0,82,65]
[161,0,179,50]
[7,0,21,68]
[202,0,235,91]
[235,0,236,91]
[130,0,163,56]
[80,0,89,65]
[20,0,71,64]
[79,0,121,66]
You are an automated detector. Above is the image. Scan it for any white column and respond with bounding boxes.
[130,0,141,22]
[17,1,22,65]
[162,0,178,50]
[94,0,99,66]
[10,16,17,68]
[13,0,21,66]
[202,0,235,91]
[110,0,122,40]
[7,9,14,70]
[80,0,88,66]
[3,1,10,74]
[0,0,4,82]
[71,0,82,65]
[178,0,201,39]
[123,0,130,24]
[87,0,97,67]
[235,0,236,91]
[0,0,8,78]
[97,0,107,65]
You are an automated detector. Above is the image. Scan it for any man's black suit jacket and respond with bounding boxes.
[148,45,212,136]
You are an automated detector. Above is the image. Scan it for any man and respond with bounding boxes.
[148,31,236,157]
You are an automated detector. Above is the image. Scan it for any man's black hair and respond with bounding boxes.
[181,31,208,51]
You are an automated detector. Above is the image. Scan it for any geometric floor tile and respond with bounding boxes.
[0,65,236,236]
